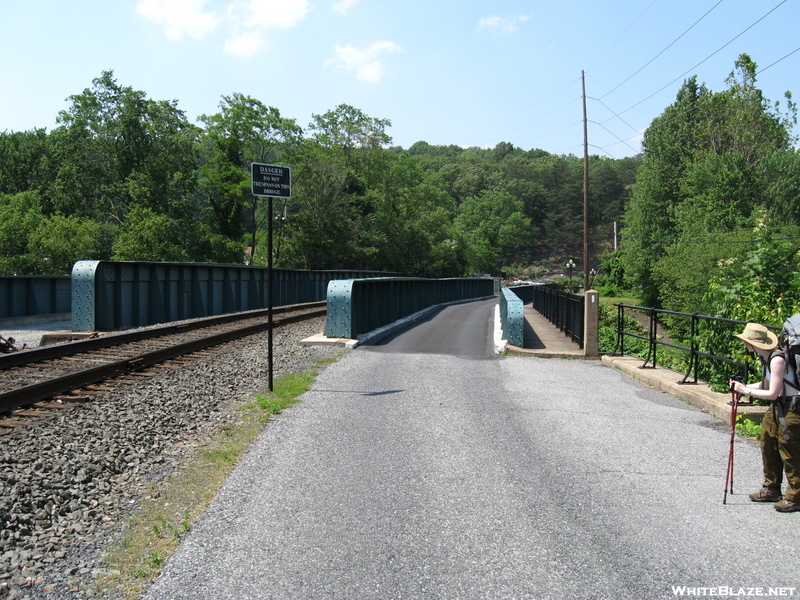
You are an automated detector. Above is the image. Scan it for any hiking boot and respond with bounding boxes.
[749,487,782,502]
[774,499,800,513]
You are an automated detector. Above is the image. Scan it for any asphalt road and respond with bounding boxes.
[362,298,497,356]
[144,299,800,600]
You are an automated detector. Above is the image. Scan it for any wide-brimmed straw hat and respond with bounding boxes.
[733,322,778,350]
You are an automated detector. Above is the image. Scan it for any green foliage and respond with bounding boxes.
[0,129,50,195]
[27,214,104,274]
[698,222,800,390]
[9,61,796,292]
[198,93,302,252]
[0,70,636,276]
[256,371,313,415]
[597,302,649,356]
[0,192,45,273]
[309,104,391,160]
[48,70,200,223]
[760,149,800,222]
[111,206,190,262]
[620,54,798,312]
[453,190,533,274]
[620,77,707,306]
[0,191,106,274]
[594,250,626,296]
[191,228,245,264]
[736,415,762,440]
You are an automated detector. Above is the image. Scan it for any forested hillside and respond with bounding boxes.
[0,71,633,280]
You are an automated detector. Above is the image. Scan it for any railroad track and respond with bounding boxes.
[0,302,327,423]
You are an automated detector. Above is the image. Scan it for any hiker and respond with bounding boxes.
[729,322,800,513]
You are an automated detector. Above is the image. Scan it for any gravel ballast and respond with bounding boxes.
[0,317,339,599]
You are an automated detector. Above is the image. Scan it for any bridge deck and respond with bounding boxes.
[505,303,583,357]
[503,302,755,424]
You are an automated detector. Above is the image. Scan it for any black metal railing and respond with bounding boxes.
[531,284,584,348]
[611,303,776,385]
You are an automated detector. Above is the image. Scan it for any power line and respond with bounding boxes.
[462,78,581,146]
[590,97,640,135]
[465,0,794,156]
[603,0,790,122]
[509,115,589,153]
[623,235,800,245]
[579,36,798,159]
[477,1,655,151]
[591,14,799,156]
[599,0,725,99]
[506,0,730,155]
[587,0,658,72]
[610,44,800,147]
[588,144,618,159]
[759,46,800,75]
[623,226,800,246]
[588,120,639,154]
[491,97,583,147]
[559,3,792,157]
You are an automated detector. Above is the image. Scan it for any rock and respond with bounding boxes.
[0,317,337,598]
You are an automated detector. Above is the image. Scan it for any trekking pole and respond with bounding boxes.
[723,384,741,505]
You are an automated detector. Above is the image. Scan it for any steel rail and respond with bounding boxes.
[0,304,326,413]
[0,302,326,370]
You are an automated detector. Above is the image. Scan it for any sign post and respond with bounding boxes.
[251,163,291,391]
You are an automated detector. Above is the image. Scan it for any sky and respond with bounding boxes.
[1,0,798,159]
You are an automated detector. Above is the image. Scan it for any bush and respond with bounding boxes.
[598,303,648,356]
[699,222,800,391]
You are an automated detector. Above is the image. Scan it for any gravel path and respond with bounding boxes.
[0,317,339,599]
[0,321,72,351]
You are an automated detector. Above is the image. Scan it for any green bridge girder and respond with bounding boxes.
[324,277,496,340]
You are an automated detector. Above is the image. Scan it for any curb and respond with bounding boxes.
[601,354,767,425]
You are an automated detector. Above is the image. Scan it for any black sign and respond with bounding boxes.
[251,163,291,198]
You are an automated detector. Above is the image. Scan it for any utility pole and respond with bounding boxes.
[582,70,589,292]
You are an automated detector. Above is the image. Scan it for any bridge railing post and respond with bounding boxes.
[583,289,599,357]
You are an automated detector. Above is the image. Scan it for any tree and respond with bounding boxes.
[27,215,104,275]
[111,206,190,262]
[198,93,302,256]
[760,149,800,222]
[278,105,395,270]
[699,220,800,389]
[0,192,46,274]
[307,103,392,182]
[620,54,796,309]
[620,77,705,306]
[453,190,533,274]
[439,161,496,204]
[47,71,200,223]
[531,154,584,258]
[0,76,647,278]
[365,154,457,275]
[0,129,50,195]
[281,140,363,269]
[0,192,104,274]
[699,54,796,164]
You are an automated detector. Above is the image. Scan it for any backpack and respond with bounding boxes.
[779,314,800,397]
